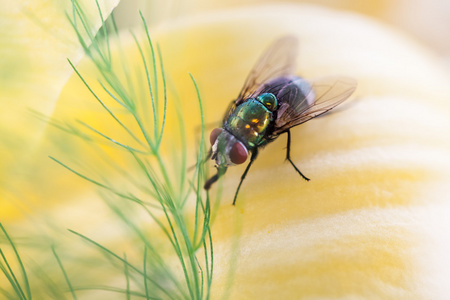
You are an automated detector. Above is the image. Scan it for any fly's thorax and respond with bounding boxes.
[210,129,248,167]
[225,98,274,148]
[257,93,278,111]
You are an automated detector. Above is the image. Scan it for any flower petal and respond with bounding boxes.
[145,5,450,298]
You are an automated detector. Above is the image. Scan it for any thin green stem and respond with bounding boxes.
[71,285,150,298]
[143,247,149,300]
[70,0,107,65]
[98,82,147,147]
[51,246,77,300]
[107,199,188,298]
[123,253,130,300]
[0,250,25,300]
[49,156,151,206]
[195,255,204,300]
[0,286,15,300]
[77,120,147,154]
[189,73,207,248]
[0,223,31,300]
[140,11,159,112]
[95,0,111,63]
[131,31,158,141]
[68,230,175,300]
[128,152,193,298]
[206,222,213,299]
[155,45,167,151]
[67,60,138,142]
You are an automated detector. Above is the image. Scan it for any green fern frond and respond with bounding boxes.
[53,1,214,299]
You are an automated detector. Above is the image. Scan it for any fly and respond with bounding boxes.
[204,36,357,205]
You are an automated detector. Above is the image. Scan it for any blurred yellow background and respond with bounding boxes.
[116,0,450,56]
[1,0,450,298]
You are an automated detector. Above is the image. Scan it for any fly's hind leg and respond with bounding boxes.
[285,129,310,181]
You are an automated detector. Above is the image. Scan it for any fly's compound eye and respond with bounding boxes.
[257,93,278,111]
[230,141,248,165]
[210,128,223,145]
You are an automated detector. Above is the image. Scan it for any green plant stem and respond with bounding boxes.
[0,223,31,300]
[51,246,77,300]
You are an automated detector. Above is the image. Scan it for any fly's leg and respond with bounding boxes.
[286,129,310,181]
[205,164,227,190]
[233,149,258,205]
[204,173,219,190]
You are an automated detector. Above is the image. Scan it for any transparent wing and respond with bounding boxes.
[237,35,298,103]
[272,76,357,135]
[223,36,299,123]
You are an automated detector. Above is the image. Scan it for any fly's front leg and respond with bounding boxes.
[205,164,227,190]
[233,149,258,205]
[286,129,310,181]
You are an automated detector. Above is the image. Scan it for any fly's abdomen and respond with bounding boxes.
[226,99,272,148]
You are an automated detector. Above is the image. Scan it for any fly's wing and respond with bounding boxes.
[272,76,357,135]
[237,36,299,103]
[223,36,299,123]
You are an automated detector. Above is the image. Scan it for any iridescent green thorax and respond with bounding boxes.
[257,93,277,111]
[225,94,276,148]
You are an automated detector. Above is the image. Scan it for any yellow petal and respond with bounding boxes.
[150,5,450,298]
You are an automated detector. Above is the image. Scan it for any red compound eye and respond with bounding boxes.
[230,141,248,165]
[209,128,222,145]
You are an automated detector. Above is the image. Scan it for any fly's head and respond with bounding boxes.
[204,128,248,190]
[210,128,248,168]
